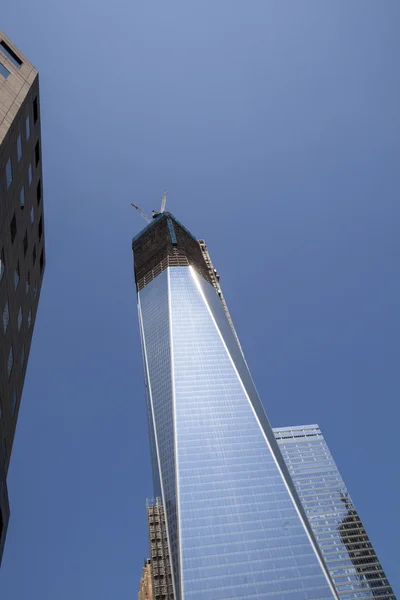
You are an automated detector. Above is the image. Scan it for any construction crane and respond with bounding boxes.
[130,203,151,223]
[131,191,168,223]
[160,191,167,213]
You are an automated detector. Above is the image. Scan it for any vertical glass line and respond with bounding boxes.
[167,268,182,600]
[138,295,178,599]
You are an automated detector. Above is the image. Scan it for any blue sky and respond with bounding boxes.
[1,1,399,597]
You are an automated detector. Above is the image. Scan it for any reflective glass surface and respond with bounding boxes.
[139,266,335,600]
[274,426,396,600]
[138,269,180,597]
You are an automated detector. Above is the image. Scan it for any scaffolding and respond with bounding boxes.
[146,499,174,600]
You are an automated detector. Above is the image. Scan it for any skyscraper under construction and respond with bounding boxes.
[132,207,337,600]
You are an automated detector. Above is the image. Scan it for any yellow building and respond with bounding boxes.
[138,559,153,600]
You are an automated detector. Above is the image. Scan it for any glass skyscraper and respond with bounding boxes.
[274,425,396,600]
[132,212,338,600]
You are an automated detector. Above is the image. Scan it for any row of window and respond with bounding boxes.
[0,345,23,434]
[7,237,43,284]
[20,179,42,213]
[0,40,23,68]
[10,212,43,261]
[5,138,40,191]
[1,292,32,424]
[7,341,27,381]
[3,82,39,197]
[0,39,23,81]
[3,301,33,337]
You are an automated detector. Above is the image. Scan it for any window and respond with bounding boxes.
[27,309,32,330]
[30,206,34,225]
[36,179,42,206]
[0,40,22,67]
[23,230,28,256]
[17,307,22,332]
[35,140,40,166]
[14,262,20,289]
[38,217,43,241]
[5,158,12,189]
[2,302,9,333]
[33,95,39,122]
[17,134,22,161]
[26,271,30,294]
[32,244,36,266]
[12,389,17,415]
[0,249,4,281]
[40,249,44,274]
[0,62,10,79]
[28,163,32,185]
[10,214,17,244]
[20,185,25,208]
[33,281,38,298]
[26,115,30,140]
[7,346,13,378]
[20,347,25,370]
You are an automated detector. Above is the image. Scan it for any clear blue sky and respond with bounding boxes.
[1,1,399,597]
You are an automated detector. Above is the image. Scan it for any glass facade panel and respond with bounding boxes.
[274,425,396,600]
[138,265,335,600]
[138,269,180,597]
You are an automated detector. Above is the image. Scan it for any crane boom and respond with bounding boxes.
[160,191,167,213]
[131,203,151,223]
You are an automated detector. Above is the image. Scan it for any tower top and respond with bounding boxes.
[132,212,212,292]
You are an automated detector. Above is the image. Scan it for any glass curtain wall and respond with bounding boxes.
[138,264,336,600]
[274,425,396,600]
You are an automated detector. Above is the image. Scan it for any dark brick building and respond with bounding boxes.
[0,31,45,564]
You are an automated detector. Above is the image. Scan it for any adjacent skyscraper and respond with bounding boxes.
[133,211,338,599]
[0,31,45,563]
[274,425,396,600]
